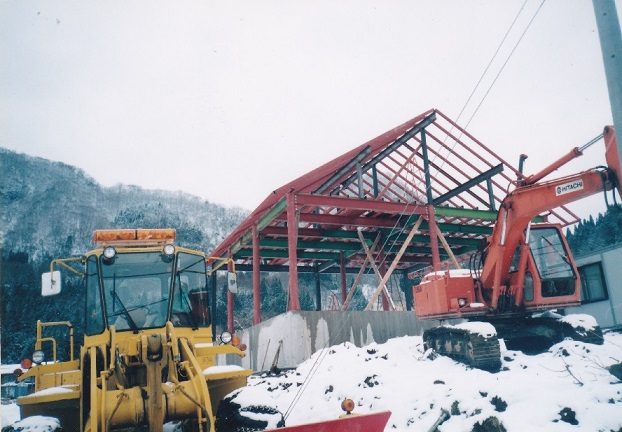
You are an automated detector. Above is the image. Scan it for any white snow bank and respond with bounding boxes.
[4,415,60,431]
[232,332,622,431]
[28,386,74,397]
[0,364,26,375]
[202,365,244,376]
[559,314,598,330]
[451,322,497,338]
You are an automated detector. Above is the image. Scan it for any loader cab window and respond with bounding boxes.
[86,255,105,335]
[101,252,173,331]
[529,227,575,297]
[171,252,210,328]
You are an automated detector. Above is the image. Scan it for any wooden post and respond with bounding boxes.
[365,216,424,310]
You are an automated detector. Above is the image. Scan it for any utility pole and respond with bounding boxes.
[593,0,622,159]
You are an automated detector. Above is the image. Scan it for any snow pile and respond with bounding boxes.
[2,415,60,431]
[559,314,599,331]
[232,332,622,431]
[203,365,245,376]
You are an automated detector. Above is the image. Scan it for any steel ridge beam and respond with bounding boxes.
[296,193,428,215]
[432,164,505,206]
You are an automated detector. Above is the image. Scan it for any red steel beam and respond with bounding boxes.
[252,225,261,325]
[295,194,428,215]
[285,213,404,228]
[287,192,300,311]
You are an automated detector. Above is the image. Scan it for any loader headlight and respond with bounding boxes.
[103,246,117,260]
[458,298,468,307]
[163,244,175,256]
[32,350,45,365]
[220,331,232,344]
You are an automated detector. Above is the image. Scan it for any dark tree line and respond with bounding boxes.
[566,204,622,256]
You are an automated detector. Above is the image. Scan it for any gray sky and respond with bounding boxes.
[1,1,621,220]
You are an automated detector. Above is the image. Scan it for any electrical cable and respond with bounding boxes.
[371,1,546,278]
[463,0,547,131]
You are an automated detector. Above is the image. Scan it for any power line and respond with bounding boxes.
[464,0,547,130]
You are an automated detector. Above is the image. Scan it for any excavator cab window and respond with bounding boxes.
[170,252,210,328]
[529,227,576,297]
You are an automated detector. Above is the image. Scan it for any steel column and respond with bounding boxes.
[487,178,496,211]
[339,252,347,303]
[210,271,217,341]
[401,271,414,311]
[227,259,234,334]
[427,205,441,271]
[287,192,300,310]
[421,129,434,204]
[315,266,322,311]
[594,0,622,149]
[252,225,261,325]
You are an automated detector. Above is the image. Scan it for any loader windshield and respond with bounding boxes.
[170,252,211,328]
[101,252,174,331]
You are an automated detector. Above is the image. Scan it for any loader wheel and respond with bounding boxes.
[2,416,63,432]
[216,395,285,431]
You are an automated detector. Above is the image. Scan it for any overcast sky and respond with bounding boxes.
[1,1,621,220]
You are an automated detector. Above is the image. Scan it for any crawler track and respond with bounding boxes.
[423,327,501,372]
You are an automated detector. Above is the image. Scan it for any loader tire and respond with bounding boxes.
[2,416,63,432]
[216,395,285,431]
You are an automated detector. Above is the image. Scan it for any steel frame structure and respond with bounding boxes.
[209,109,579,331]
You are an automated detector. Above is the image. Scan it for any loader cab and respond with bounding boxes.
[42,229,213,336]
[85,243,211,335]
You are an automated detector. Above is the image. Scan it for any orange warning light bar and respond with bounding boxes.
[92,228,176,245]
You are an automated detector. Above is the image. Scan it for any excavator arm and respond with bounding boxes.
[480,126,621,311]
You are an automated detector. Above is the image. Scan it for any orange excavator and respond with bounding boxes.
[414,126,621,370]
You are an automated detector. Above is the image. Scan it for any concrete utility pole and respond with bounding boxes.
[593,0,622,160]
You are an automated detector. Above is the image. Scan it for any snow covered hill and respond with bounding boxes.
[230,331,622,432]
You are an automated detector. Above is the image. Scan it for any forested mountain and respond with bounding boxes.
[0,148,368,363]
[566,204,622,256]
[0,148,248,362]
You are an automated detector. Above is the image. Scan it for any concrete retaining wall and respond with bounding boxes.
[230,311,440,371]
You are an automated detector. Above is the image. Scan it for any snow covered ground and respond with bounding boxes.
[233,331,622,432]
[2,332,621,431]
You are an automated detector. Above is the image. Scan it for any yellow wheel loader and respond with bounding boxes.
[6,228,278,432]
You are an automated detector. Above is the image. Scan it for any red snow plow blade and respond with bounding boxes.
[266,410,391,432]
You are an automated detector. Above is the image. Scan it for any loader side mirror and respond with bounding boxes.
[42,271,62,296]
[227,271,238,294]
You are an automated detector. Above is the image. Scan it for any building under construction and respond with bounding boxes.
[209,108,578,338]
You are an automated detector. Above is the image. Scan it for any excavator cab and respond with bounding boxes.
[526,225,578,300]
